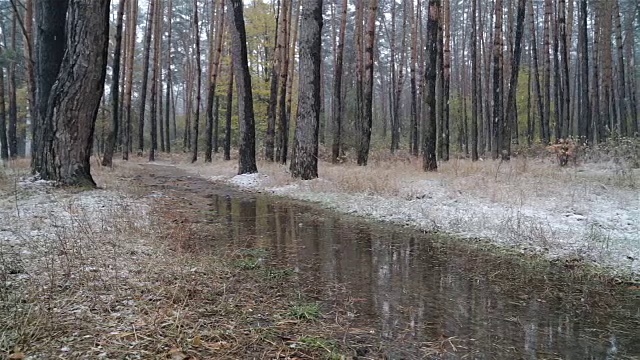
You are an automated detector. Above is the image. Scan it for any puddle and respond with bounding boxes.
[135,165,640,359]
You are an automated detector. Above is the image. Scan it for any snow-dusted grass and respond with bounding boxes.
[165,151,640,277]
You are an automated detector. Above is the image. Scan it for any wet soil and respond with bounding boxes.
[131,164,640,359]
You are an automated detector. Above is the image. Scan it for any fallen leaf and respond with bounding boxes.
[8,353,26,360]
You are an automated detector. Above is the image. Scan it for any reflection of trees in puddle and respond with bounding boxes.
[198,186,635,358]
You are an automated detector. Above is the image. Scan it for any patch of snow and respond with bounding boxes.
[230,173,268,189]
[249,179,639,276]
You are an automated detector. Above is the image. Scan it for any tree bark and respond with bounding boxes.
[42,0,110,186]
[442,0,450,161]
[357,0,377,166]
[228,0,257,174]
[123,0,138,160]
[503,0,526,160]
[165,0,172,153]
[470,0,478,160]
[265,0,281,161]
[8,13,18,158]
[331,0,347,163]
[224,61,234,161]
[291,0,323,180]
[102,0,126,167]
[423,0,439,172]
[491,0,503,160]
[138,0,155,156]
[0,53,7,161]
[541,0,551,144]
[205,0,226,162]
[409,0,419,157]
[275,0,290,163]
[191,0,202,163]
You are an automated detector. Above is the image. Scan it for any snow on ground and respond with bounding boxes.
[170,161,640,277]
[0,177,151,284]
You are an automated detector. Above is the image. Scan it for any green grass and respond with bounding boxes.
[288,303,321,321]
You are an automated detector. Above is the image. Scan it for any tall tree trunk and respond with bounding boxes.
[331,0,347,163]
[123,0,138,160]
[423,0,439,172]
[559,0,570,139]
[43,0,110,186]
[578,0,592,142]
[191,0,202,162]
[17,0,36,160]
[228,0,257,174]
[265,0,281,161]
[442,0,450,161]
[8,13,18,158]
[592,5,601,143]
[138,0,156,156]
[165,0,172,153]
[409,0,419,157]
[503,0,526,160]
[284,1,300,163]
[275,0,291,163]
[102,0,126,167]
[528,0,544,145]
[206,0,226,162]
[613,0,629,136]
[224,62,234,161]
[149,0,162,161]
[553,0,562,141]
[470,0,479,160]
[357,0,377,166]
[491,0,503,160]
[291,0,322,179]
[541,0,551,144]
[0,54,7,161]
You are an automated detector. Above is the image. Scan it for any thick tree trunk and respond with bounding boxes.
[43,0,110,186]
[291,0,323,180]
[331,0,348,163]
[423,0,439,172]
[228,0,257,174]
[442,0,450,161]
[138,0,155,156]
[102,0,126,167]
[559,0,570,139]
[357,0,377,166]
[613,0,629,136]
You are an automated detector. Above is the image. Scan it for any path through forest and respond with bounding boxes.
[132,163,640,359]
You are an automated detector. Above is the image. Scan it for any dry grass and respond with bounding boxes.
[0,164,375,359]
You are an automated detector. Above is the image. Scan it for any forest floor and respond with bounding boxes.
[0,160,377,359]
[165,149,640,278]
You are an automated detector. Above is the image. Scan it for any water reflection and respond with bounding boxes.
[206,192,638,359]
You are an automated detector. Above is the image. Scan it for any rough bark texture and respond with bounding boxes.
[541,0,551,144]
[33,0,69,172]
[409,0,419,157]
[423,0,439,172]
[291,0,322,180]
[150,0,162,161]
[102,0,126,167]
[275,0,290,163]
[357,0,377,166]
[228,0,257,174]
[8,14,18,157]
[43,0,110,186]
